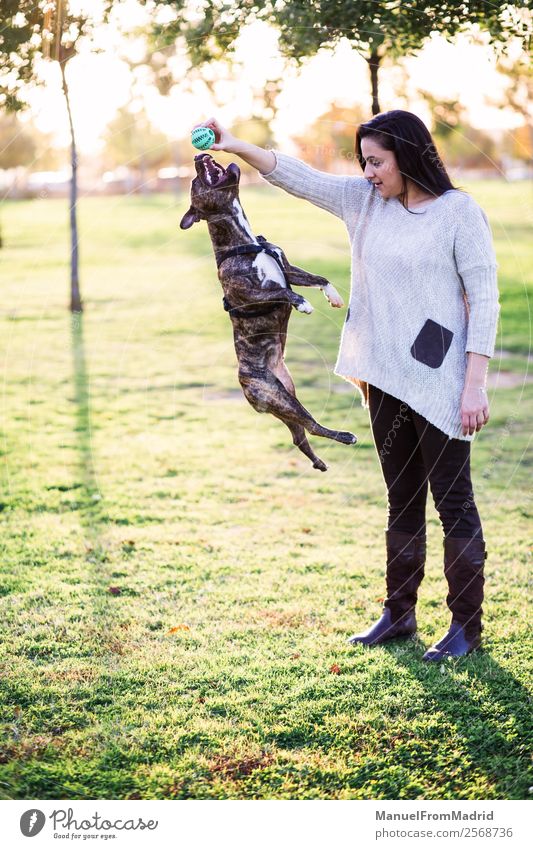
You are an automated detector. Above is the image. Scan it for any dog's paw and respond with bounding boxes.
[336,431,357,445]
[323,283,344,308]
[297,300,313,314]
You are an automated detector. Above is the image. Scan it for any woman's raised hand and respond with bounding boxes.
[192,117,238,153]
[192,118,275,178]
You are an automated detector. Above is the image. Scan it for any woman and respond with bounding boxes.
[194,110,500,661]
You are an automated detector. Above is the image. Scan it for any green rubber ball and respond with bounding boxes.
[191,127,215,150]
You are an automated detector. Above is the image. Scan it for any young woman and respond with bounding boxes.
[193,110,500,661]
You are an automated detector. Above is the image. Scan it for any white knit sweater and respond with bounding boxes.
[260,150,500,441]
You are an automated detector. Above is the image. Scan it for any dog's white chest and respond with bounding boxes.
[252,250,287,289]
[229,199,286,288]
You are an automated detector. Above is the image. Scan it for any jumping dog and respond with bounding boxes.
[179,152,357,471]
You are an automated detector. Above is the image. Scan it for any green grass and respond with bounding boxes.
[0,181,531,800]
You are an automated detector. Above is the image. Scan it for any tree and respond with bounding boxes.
[144,3,288,139]
[0,1,41,249]
[414,90,499,170]
[291,101,366,169]
[41,1,93,312]
[0,114,67,242]
[103,105,173,189]
[148,1,532,116]
[490,51,533,159]
[0,113,35,168]
[0,113,36,246]
[273,2,532,115]
[0,1,112,310]
[0,0,43,111]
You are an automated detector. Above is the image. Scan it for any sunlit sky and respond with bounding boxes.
[22,0,527,155]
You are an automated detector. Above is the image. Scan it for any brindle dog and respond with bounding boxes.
[180,152,357,471]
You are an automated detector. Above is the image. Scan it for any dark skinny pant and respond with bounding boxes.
[367,384,483,539]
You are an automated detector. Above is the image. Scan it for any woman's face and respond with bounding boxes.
[360,137,404,200]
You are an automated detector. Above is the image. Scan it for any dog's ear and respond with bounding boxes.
[226,162,240,183]
[179,205,202,230]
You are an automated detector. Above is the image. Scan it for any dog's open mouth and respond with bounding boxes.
[195,153,226,186]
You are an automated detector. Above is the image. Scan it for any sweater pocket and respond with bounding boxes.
[410,319,454,369]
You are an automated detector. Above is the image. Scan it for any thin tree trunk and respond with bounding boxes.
[60,61,82,313]
[368,50,381,116]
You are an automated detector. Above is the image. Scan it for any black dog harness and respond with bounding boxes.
[215,235,293,319]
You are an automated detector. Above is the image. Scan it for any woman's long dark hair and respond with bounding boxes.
[355,110,464,214]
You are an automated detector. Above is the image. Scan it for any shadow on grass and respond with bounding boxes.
[385,638,532,799]
[69,313,124,798]
[71,312,109,549]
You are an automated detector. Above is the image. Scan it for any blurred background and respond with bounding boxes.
[1,0,531,200]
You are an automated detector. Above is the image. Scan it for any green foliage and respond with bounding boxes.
[150,1,532,65]
[0,1,116,112]
[270,0,531,61]
[0,182,531,799]
[0,0,44,110]
[148,1,532,117]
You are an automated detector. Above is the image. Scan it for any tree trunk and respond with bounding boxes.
[368,51,381,116]
[60,61,82,313]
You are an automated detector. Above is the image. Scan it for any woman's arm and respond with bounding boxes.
[453,197,500,436]
[232,139,276,175]
[454,198,500,358]
[192,117,355,220]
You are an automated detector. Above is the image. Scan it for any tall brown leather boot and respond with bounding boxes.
[423,536,486,661]
[347,529,426,646]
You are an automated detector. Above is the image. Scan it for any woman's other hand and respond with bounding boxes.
[460,385,489,436]
[461,352,490,436]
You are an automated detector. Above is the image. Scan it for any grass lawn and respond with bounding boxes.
[0,180,531,800]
